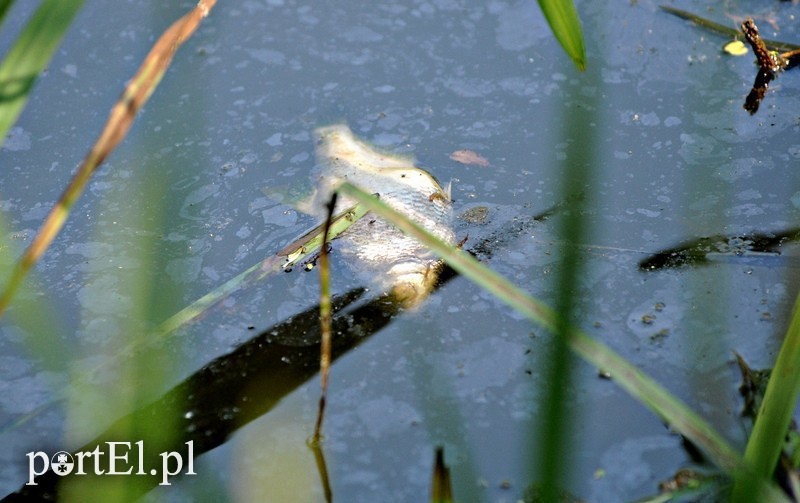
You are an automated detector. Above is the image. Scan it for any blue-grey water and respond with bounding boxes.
[2,0,800,501]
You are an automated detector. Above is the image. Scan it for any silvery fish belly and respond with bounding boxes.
[309,125,455,304]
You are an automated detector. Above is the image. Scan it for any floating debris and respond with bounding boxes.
[459,205,490,224]
[723,40,748,56]
[449,149,490,167]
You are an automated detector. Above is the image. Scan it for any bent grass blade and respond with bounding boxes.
[336,182,788,501]
[0,0,217,317]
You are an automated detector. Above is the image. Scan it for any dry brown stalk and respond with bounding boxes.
[742,17,788,72]
[741,17,790,115]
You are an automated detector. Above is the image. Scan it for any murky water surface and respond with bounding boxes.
[2,0,800,501]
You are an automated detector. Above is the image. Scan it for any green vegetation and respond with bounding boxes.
[0,0,84,146]
[2,1,800,501]
[537,0,586,70]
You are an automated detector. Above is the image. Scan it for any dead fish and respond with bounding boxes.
[303,124,455,305]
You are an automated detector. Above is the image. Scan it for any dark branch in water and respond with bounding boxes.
[741,18,789,115]
[744,68,775,115]
[742,18,787,72]
[659,6,800,115]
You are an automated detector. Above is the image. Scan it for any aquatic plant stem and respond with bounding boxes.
[430,447,453,503]
[313,193,338,443]
[309,439,333,503]
[336,182,788,500]
[0,0,217,316]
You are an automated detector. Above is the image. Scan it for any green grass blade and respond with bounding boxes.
[0,0,84,146]
[0,0,16,29]
[734,293,800,500]
[336,182,789,500]
[535,84,594,499]
[537,0,586,70]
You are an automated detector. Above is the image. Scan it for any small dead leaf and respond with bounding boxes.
[450,149,490,167]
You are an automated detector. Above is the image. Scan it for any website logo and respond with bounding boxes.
[26,441,196,486]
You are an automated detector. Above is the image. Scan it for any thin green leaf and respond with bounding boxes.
[734,293,800,500]
[336,181,788,501]
[537,0,586,71]
[0,0,84,146]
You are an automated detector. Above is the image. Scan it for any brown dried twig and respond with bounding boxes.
[312,193,337,444]
[742,17,791,115]
[742,18,788,72]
